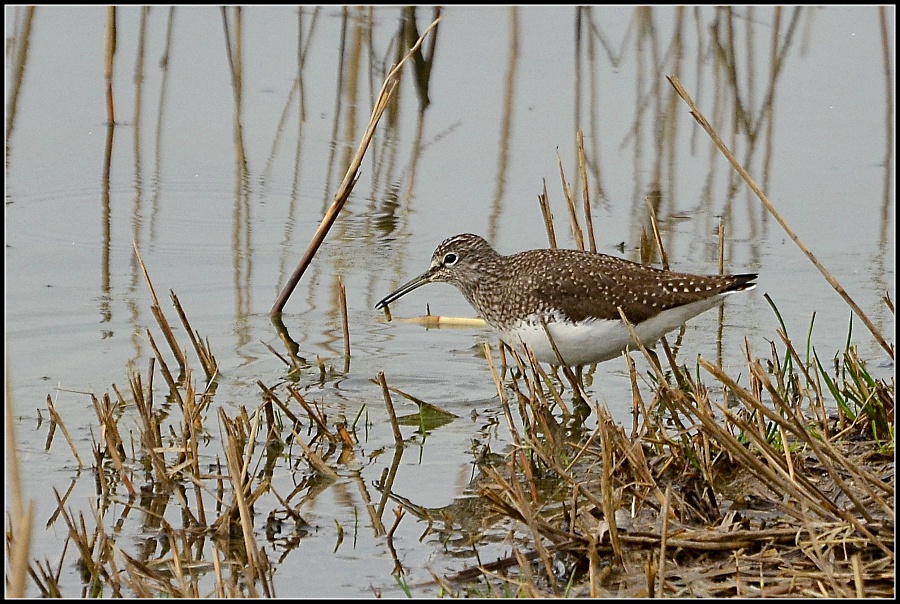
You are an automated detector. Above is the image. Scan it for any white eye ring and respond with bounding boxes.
[443,252,459,266]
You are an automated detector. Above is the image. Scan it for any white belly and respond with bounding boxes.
[497,294,731,366]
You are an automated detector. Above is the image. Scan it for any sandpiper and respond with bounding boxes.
[376,234,757,368]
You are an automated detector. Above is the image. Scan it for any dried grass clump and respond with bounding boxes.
[438,329,893,598]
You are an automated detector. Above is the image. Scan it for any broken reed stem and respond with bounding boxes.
[6,375,33,599]
[145,329,184,406]
[217,407,272,597]
[287,387,334,440]
[577,129,597,252]
[92,392,136,497]
[374,447,404,535]
[170,290,218,382]
[257,381,303,427]
[557,151,585,251]
[271,17,441,315]
[597,406,623,562]
[692,360,891,557]
[45,393,84,468]
[291,426,339,479]
[657,485,671,598]
[743,361,890,517]
[537,180,557,249]
[483,343,539,503]
[667,74,893,359]
[645,195,669,270]
[378,371,404,447]
[133,242,187,371]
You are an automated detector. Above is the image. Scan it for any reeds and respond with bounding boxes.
[16,121,894,604]
[7,7,892,598]
[446,316,893,596]
[422,73,895,599]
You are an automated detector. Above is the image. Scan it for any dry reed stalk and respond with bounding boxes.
[483,343,539,502]
[374,446,405,535]
[587,534,601,596]
[644,197,692,382]
[615,306,670,390]
[44,393,84,468]
[4,6,34,137]
[511,347,569,420]
[624,355,649,440]
[6,375,34,599]
[597,405,623,563]
[480,464,559,593]
[745,360,892,515]
[668,75,893,359]
[289,424,338,480]
[5,501,33,597]
[377,371,404,447]
[537,180,557,248]
[173,377,208,526]
[576,129,597,253]
[557,152,585,251]
[134,242,187,370]
[104,6,116,124]
[426,568,456,596]
[256,380,303,428]
[91,392,135,496]
[271,17,441,314]
[129,360,173,491]
[170,291,218,382]
[692,362,891,558]
[216,407,272,596]
[879,6,894,169]
[144,328,184,406]
[645,196,669,270]
[51,496,104,594]
[287,386,334,440]
[656,485,671,597]
[30,556,61,597]
[709,357,893,514]
[638,228,653,264]
[619,526,800,551]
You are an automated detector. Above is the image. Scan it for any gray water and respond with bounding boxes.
[5,6,894,597]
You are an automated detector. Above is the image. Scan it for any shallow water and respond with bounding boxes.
[5,6,894,597]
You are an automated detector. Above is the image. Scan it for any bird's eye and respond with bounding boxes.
[443,252,459,266]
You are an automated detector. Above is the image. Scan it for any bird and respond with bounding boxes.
[376,233,757,369]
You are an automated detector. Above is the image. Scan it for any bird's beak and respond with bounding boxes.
[375,268,436,310]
